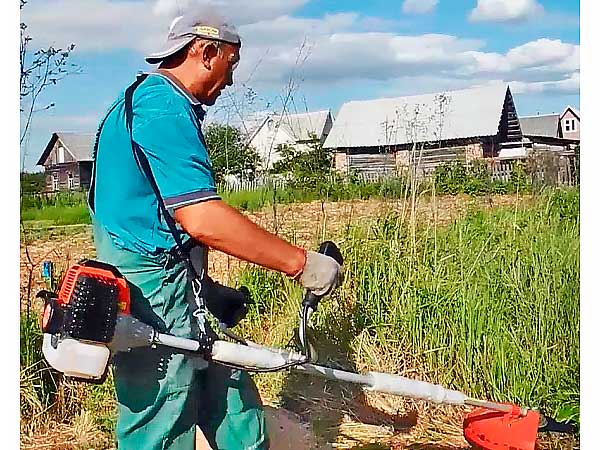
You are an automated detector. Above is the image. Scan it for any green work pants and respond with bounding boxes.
[93,222,269,449]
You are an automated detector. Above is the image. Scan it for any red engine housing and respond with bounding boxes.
[57,262,130,314]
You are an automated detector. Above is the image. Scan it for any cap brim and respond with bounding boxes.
[145,35,196,64]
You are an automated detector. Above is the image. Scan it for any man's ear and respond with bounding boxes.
[199,42,219,70]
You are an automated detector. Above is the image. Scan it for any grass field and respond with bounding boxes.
[20,169,530,227]
[235,189,579,423]
[19,189,579,449]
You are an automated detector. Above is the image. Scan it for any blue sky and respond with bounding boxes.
[20,0,580,171]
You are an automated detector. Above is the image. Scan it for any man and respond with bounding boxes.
[89,9,342,450]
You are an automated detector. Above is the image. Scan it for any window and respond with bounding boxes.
[52,173,59,191]
[67,172,74,190]
[58,146,65,163]
[564,118,577,133]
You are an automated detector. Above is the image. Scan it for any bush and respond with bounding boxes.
[434,160,534,195]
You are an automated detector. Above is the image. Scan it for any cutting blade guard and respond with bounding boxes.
[463,405,540,450]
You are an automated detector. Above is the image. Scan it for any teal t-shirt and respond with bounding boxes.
[90,72,219,256]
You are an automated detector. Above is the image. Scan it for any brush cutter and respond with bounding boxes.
[38,243,575,450]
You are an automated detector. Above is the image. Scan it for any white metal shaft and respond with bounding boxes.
[154,333,201,352]
[111,320,470,408]
[209,340,467,406]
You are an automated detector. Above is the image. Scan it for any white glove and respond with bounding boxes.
[298,251,343,297]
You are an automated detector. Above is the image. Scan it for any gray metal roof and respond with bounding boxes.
[323,84,509,149]
[519,114,560,138]
[57,132,96,161]
[278,110,331,141]
[243,110,331,143]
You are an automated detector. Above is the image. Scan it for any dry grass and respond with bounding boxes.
[20,412,114,450]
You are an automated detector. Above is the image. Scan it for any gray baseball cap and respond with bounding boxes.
[146,11,241,64]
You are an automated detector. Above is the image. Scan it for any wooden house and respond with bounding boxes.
[36,132,95,192]
[519,113,579,154]
[323,84,523,177]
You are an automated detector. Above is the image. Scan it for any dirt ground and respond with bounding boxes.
[20,195,578,449]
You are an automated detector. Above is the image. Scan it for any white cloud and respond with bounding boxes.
[509,72,580,95]
[235,13,484,84]
[464,39,579,77]
[23,0,166,53]
[152,0,309,25]
[21,0,309,53]
[402,0,438,15]
[21,0,578,103]
[469,0,544,23]
[234,15,577,94]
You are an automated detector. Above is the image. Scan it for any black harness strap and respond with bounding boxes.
[92,73,213,357]
[122,74,200,280]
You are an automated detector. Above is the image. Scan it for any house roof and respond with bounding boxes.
[244,110,331,144]
[37,132,96,165]
[519,114,561,138]
[561,105,580,120]
[279,110,331,141]
[323,84,510,149]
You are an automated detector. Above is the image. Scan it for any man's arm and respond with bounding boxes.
[174,199,306,277]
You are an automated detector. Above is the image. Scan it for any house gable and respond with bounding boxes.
[559,105,580,140]
[248,117,297,169]
[37,132,95,166]
[246,110,333,169]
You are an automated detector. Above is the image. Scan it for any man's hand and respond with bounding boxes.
[204,278,253,328]
[298,251,343,297]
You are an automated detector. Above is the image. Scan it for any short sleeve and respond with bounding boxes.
[132,111,220,210]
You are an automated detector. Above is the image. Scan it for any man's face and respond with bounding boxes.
[203,42,240,105]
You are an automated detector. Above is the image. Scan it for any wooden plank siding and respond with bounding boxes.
[347,153,396,176]
[336,142,484,177]
[44,161,93,192]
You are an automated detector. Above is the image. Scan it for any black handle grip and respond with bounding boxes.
[317,241,343,266]
[302,241,343,309]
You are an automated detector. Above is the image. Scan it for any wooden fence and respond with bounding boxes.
[23,153,578,201]
[488,154,578,186]
[218,177,288,192]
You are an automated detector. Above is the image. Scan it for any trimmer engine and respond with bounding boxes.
[39,260,130,382]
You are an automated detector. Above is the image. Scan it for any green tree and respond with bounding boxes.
[270,134,332,187]
[20,171,45,194]
[204,124,260,184]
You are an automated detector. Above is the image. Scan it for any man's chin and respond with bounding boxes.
[206,90,225,106]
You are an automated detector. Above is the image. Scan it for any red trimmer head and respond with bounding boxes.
[463,404,540,450]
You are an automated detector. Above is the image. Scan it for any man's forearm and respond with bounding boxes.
[174,199,306,276]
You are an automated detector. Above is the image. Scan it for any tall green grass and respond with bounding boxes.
[20,204,92,225]
[239,188,580,423]
[20,313,58,428]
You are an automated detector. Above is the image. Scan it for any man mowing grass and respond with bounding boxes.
[88,6,342,450]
